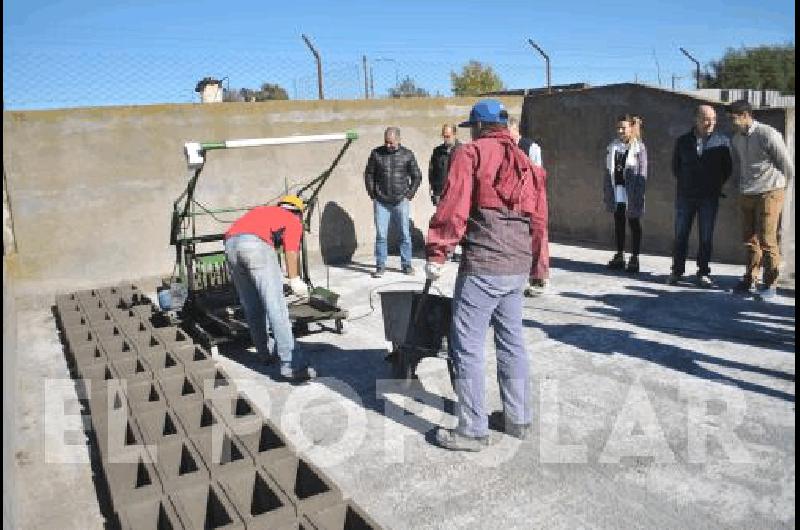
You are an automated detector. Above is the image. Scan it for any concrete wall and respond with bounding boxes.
[3,258,17,530]
[522,83,794,275]
[3,97,521,287]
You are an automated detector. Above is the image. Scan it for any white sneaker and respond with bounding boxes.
[696,275,714,288]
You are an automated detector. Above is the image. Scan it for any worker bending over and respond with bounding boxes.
[224,195,316,381]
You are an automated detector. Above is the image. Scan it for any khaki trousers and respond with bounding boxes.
[739,188,785,286]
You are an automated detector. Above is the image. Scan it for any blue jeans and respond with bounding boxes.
[224,234,300,369]
[449,274,531,437]
[374,198,412,268]
[671,195,720,276]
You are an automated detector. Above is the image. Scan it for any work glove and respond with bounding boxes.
[424,261,443,281]
[288,276,309,298]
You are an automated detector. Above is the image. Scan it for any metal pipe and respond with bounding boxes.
[302,34,324,100]
[528,39,551,93]
[679,47,701,89]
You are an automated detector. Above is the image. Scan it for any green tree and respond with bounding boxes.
[450,60,504,96]
[223,82,290,102]
[702,44,794,93]
[388,76,430,98]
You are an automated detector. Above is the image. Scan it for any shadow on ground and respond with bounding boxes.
[217,340,456,437]
[526,284,795,402]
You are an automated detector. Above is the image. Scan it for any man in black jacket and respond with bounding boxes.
[668,105,732,287]
[428,124,460,205]
[364,126,423,277]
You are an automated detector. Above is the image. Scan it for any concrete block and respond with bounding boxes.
[235,419,296,468]
[55,292,78,311]
[82,303,114,321]
[170,480,245,530]
[93,406,138,461]
[173,398,222,435]
[63,325,97,352]
[263,456,342,517]
[137,407,186,445]
[303,501,381,530]
[213,392,263,433]
[174,344,218,376]
[103,448,163,509]
[217,466,298,529]
[133,333,169,362]
[151,435,211,491]
[153,326,193,350]
[112,356,155,384]
[98,335,138,361]
[72,341,109,376]
[76,288,103,303]
[191,425,253,477]
[131,304,155,319]
[126,379,168,415]
[145,349,185,381]
[156,372,201,408]
[120,317,156,339]
[81,360,119,386]
[186,365,237,403]
[87,379,129,431]
[92,322,126,340]
[117,495,183,530]
[56,306,88,329]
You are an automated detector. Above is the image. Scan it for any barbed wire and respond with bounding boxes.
[3,49,713,110]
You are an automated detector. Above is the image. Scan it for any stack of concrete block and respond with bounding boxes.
[55,284,381,530]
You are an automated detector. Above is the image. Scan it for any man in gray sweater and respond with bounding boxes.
[728,99,794,301]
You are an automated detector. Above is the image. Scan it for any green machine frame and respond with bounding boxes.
[168,130,358,347]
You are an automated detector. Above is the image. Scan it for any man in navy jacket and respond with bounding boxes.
[668,105,732,287]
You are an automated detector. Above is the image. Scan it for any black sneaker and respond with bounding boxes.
[733,279,755,295]
[371,266,385,278]
[401,264,415,275]
[667,272,681,285]
[607,253,625,270]
[626,255,640,273]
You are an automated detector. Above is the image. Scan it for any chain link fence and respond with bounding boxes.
[4,49,676,110]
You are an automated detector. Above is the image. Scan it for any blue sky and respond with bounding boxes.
[3,0,795,109]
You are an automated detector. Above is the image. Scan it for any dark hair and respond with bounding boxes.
[728,99,752,116]
[478,123,507,135]
[616,114,636,124]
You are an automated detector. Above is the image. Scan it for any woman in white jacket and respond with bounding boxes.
[603,114,648,272]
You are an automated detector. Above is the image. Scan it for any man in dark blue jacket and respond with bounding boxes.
[668,105,732,287]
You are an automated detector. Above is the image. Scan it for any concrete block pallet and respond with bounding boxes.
[55,283,382,529]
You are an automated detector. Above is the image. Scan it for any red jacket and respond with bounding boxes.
[426,129,547,274]
[224,206,303,252]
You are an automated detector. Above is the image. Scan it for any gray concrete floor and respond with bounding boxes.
[11,243,795,529]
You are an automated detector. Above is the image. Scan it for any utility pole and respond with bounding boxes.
[362,55,369,99]
[679,47,701,89]
[302,34,324,100]
[369,66,375,99]
[527,39,551,93]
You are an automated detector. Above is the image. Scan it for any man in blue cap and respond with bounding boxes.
[425,99,547,450]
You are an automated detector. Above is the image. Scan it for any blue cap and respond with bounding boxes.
[459,99,508,127]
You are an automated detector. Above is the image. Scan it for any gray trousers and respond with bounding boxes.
[450,273,531,437]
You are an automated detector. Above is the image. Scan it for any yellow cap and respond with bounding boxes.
[278,194,304,212]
